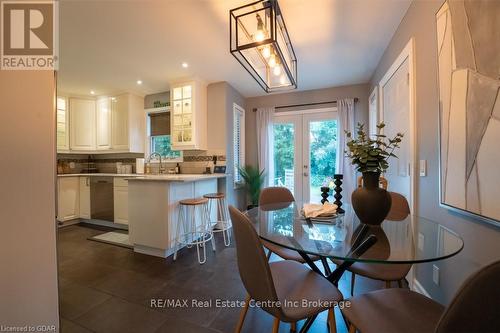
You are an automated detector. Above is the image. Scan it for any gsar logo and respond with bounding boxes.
[1,0,58,70]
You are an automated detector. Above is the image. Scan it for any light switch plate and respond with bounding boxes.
[419,160,426,176]
[433,265,440,285]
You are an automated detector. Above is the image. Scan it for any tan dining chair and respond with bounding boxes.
[259,187,321,263]
[228,206,343,333]
[357,175,388,190]
[347,192,412,295]
[342,260,500,333]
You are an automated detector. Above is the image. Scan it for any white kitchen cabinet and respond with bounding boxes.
[57,177,80,221]
[79,176,91,219]
[113,177,129,225]
[69,98,96,151]
[112,93,145,153]
[57,97,70,152]
[170,80,207,150]
[96,97,112,150]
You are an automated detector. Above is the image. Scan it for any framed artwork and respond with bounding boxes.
[436,0,500,226]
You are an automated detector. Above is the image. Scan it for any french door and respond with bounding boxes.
[272,109,338,203]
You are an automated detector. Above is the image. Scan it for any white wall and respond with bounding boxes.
[0,70,59,329]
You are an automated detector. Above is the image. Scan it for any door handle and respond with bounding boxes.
[303,172,308,177]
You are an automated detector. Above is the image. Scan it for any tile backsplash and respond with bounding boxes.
[57,150,227,174]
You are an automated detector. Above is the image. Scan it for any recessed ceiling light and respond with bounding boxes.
[136,80,143,85]
[182,62,189,68]
[90,90,95,95]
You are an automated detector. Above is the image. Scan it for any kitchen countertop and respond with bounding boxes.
[57,173,227,182]
[57,173,138,177]
[127,174,227,182]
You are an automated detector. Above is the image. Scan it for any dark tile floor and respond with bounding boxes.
[58,224,388,333]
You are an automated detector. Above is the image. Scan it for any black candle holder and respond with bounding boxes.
[333,174,345,214]
[320,186,330,204]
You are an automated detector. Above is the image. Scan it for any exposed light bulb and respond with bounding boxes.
[262,46,271,58]
[254,14,265,42]
[280,76,286,85]
[268,54,276,68]
[254,30,265,42]
[273,65,281,76]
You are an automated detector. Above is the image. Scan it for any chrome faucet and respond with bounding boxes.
[148,152,165,174]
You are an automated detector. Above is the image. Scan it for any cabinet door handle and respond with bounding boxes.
[86,177,89,186]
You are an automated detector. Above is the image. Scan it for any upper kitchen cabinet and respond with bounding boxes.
[111,93,145,153]
[96,97,112,150]
[61,93,145,154]
[69,98,96,151]
[170,80,207,150]
[56,97,70,152]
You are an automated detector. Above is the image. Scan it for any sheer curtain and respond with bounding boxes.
[256,107,275,186]
[336,98,356,203]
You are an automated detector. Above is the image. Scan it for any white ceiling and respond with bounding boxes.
[58,0,411,98]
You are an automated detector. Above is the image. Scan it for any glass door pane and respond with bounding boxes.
[305,118,337,203]
[273,122,296,196]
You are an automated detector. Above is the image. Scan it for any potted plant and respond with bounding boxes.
[345,122,403,225]
[238,165,266,209]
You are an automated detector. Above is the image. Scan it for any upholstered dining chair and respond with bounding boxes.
[228,206,343,333]
[342,260,500,333]
[259,187,321,264]
[347,192,412,295]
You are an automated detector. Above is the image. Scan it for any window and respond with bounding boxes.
[233,104,245,187]
[148,112,182,160]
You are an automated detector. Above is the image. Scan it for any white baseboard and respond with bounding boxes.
[412,278,431,298]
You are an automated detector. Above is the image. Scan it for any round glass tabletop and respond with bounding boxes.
[245,202,464,264]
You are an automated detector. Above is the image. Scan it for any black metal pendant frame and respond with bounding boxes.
[230,0,297,93]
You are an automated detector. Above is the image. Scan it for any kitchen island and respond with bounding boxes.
[127,174,226,257]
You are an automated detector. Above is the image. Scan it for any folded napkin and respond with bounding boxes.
[302,203,338,218]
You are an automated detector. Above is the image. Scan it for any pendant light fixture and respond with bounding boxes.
[230,0,297,93]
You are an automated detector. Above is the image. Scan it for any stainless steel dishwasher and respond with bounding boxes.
[90,177,114,222]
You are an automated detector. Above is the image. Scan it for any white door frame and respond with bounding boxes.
[378,38,417,291]
[378,38,417,214]
[273,107,337,202]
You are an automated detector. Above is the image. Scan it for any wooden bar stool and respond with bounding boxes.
[203,193,232,247]
[173,197,215,264]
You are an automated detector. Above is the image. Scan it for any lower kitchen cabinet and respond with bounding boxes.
[113,178,129,225]
[79,176,91,219]
[57,177,80,222]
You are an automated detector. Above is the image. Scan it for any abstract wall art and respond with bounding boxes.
[436,0,500,224]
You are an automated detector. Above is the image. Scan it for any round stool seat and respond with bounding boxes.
[203,193,225,199]
[179,198,208,206]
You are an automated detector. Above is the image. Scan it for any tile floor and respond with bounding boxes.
[58,224,391,333]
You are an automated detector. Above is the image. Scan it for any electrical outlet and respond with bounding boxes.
[433,265,440,285]
[418,233,425,251]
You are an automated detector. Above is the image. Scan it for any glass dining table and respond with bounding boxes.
[245,201,464,332]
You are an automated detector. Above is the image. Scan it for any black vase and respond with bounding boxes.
[351,172,392,225]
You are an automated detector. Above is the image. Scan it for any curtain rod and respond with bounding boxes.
[252,98,358,112]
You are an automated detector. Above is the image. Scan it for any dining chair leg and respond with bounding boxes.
[267,249,272,260]
[348,323,356,333]
[350,273,355,296]
[235,294,251,333]
[385,280,391,288]
[290,322,297,332]
[397,279,403,288]
[328,308,337,333]
[272,318,280,333]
